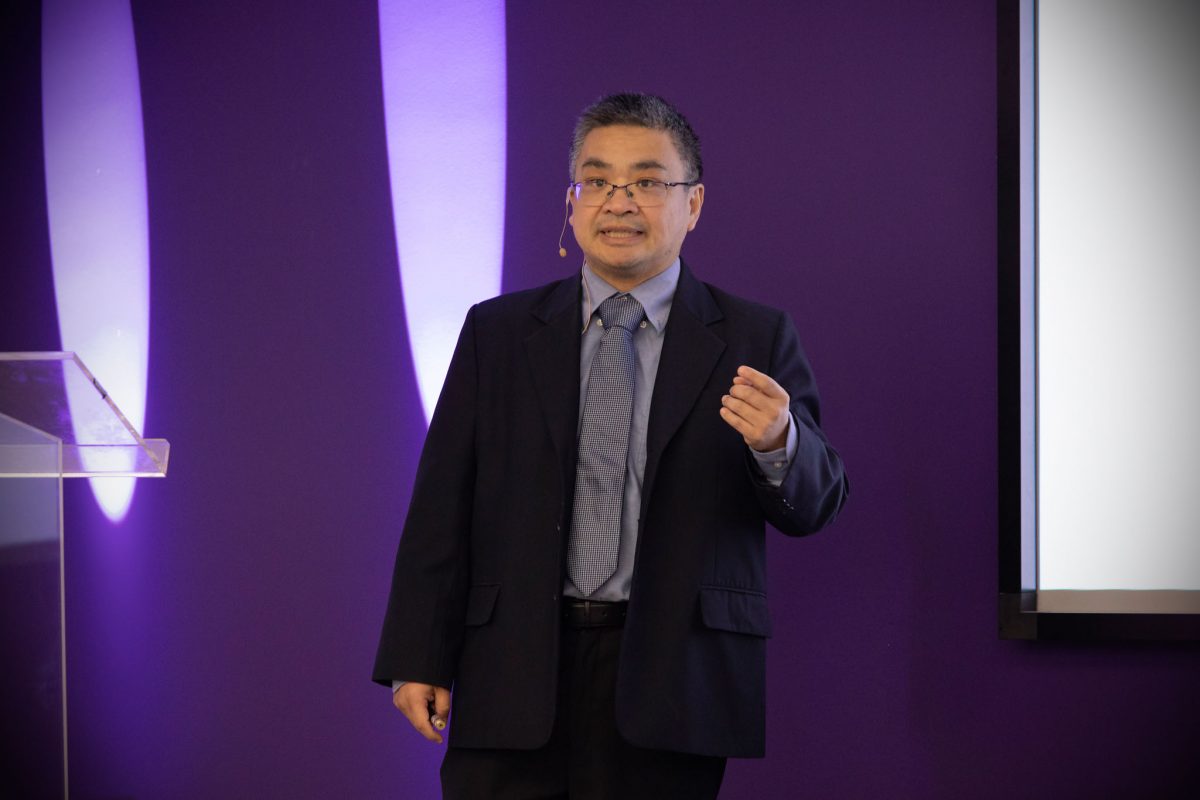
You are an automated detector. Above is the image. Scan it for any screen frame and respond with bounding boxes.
[996,0,1200,640]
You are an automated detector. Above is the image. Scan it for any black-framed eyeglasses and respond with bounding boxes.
[569,178,700,207]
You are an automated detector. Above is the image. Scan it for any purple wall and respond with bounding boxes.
[2,0,1198,797]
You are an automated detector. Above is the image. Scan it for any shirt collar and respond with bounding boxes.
[581,259,679,334]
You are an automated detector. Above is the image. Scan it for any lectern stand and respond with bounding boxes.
[0,353,168,799]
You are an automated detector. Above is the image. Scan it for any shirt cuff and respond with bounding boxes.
[392,680,405,693]
[748,413,798,487]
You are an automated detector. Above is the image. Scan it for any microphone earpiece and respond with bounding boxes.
[557,192,571,257]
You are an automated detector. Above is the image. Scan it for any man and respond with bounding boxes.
[374,93,848,799]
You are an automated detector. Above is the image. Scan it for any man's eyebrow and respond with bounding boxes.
[578,158,669,172]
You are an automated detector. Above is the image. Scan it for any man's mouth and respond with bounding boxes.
[599,227,643,240]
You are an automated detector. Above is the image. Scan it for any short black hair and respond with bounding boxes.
[569,93,703,182]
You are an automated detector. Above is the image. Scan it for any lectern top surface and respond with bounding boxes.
[0,352,168,477]
[0,353,139,445]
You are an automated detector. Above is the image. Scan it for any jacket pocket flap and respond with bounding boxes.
[464,583,500,626]
[698,587,772,637]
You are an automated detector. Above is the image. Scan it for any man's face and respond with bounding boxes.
[569,125,704,290]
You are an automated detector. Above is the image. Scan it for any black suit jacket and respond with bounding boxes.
[373,262,848,757]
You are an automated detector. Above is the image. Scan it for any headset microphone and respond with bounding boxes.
[557,192,570,257]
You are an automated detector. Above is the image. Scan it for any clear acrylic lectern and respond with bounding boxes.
[0,352,168,799]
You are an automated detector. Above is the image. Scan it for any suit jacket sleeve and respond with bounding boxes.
[372,306,478,688]
[748,310,848,536]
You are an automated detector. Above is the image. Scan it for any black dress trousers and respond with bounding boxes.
[440,621,727,800]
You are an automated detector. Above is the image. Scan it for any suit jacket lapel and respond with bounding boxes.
[641,262,726,520]
[524,276,583,494]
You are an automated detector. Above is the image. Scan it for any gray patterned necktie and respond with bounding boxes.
[568,293,646,596]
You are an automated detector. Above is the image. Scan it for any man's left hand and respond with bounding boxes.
[720,365,790,452]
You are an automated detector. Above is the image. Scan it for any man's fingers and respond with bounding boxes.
[394,683,445,744]
[721,393,762,423]
[432,687,451,731]
[719,404,754,438]
[402,699,442,743]
[728,383,777,411]
[401,701,442,743]
[723,393,781,432]
[735,365,788,399]
[722,386,789,451]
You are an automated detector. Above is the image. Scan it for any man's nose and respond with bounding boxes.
[603,184,638,212]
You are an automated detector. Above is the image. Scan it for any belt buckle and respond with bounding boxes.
[563,598,624,627]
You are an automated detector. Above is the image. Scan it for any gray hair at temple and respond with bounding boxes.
[568,93,704,183]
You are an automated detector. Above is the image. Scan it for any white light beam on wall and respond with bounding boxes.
[378,0,506,424]
[42,0,149,523]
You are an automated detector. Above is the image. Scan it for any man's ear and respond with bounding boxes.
[559,189,574,257]
[687,183,705,231]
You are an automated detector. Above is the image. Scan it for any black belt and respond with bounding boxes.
[562,599,628,628]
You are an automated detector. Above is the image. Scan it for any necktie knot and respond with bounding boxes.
[597,294,645,333]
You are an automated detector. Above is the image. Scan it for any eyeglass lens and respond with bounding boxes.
[573,181,670,207]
